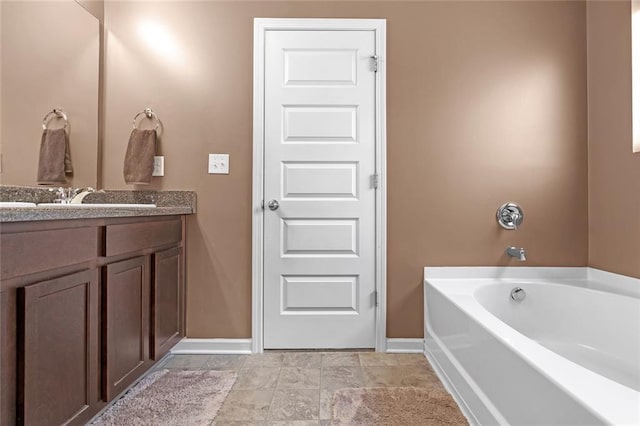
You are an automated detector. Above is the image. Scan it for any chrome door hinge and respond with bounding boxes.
[371,173,379,189]
[374,290,379,307]
[261,200,264,210]
[370,55,378,72]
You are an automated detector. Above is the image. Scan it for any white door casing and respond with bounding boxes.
[253,19,387,352]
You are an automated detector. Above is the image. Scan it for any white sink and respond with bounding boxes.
[0,202,37,208]
[37,203,157,209]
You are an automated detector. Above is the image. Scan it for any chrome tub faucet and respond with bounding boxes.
[506,246,527,261]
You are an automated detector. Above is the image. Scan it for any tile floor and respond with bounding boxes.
[157,351,452,425]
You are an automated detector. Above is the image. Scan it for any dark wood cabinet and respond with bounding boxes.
[1,215,186,424]
[151,247,183,360]
[18,269,101,426]
[104,256,151,401]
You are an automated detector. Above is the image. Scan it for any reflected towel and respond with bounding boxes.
[37,128,72,185]
[123,128,157,184]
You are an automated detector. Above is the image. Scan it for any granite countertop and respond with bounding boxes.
[0,205,194,223]
[0,187,196,223]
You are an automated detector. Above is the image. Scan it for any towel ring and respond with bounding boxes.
[132,108,160,131]
[42,108,68,130]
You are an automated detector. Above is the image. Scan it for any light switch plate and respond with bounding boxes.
[152,156,164,176]
[208,154,229,174]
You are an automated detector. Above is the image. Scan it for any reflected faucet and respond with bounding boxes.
[70,187,104,204]
[69,187,95,204]
[506,246,527,261]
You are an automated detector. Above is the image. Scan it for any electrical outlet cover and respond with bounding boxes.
[152,156,164,176]
[208,154,229,174]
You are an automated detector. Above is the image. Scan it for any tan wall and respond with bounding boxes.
[587,1,640,279]
[102,1,588,339]
[0,1,100,188]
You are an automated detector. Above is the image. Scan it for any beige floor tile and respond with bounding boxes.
[268,389,320,421]
[283,352,322,368]
[216,389,274,421]
[234,367,281,390]
[206,355,248,370]
[320,366,364,390]
[267,422,320,426]
[362,366,442,388]
[278,367,321,389]
[244,353,285,368]
[211,421,266,426]
[395,353,430,367]
[319,389,333,420]
[358,352,399,366]
[162,354,211,369]
[320,352,360,367]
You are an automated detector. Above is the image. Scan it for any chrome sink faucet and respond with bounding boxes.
[506,246,527,261]
[51,187,74,204]
[50,187,102,204]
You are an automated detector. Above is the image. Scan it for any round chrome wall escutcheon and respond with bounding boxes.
[510,287,526,302]
[497,202,524,230]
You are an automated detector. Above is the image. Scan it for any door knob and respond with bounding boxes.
[267,199,280,211]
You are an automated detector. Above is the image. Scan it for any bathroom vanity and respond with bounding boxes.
[0,198,193,425]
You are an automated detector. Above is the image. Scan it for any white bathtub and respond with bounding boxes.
[423,267,640,425]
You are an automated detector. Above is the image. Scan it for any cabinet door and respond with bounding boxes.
[104,256,150,400]
[19,269,100,426]
[151,247,184,360]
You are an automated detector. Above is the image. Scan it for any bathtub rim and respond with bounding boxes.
[423,266,640,426]
[424,266,640,298]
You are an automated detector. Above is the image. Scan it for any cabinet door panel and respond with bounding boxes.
[152,247,183,360]
[1,290,17,426]
[19,269,100,426]
[104,256,150,400]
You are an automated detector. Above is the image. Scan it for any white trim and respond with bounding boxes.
[386,338,424,353]
[252,18,387,353]
[632,0,640,153]
[171,338,253,355]
[251,17,266,354]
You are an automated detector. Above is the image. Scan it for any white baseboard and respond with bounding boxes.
[385,338,424,353]
[171,338,252,355]
[172,338,422,354]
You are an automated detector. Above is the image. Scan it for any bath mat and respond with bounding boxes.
[331,386,468,425]
[91,369,237,426]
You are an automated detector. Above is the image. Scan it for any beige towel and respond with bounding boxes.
[123,128,157,184]
[37,128,72,185]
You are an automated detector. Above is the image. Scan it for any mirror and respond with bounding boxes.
[0,0,100,188]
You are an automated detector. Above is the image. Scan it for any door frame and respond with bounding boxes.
[252,18,387,353]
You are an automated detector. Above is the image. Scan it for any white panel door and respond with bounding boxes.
[263,30,377,348]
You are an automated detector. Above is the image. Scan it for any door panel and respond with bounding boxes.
[282,218,358,256]
[104,256,150,400]
[283,106,358,142]
[151,247,183,360]
[282,162,359,199]
[19,269,101,426]
[283,48,358,86]
[264,30,377,348]
[281,275,359,312]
